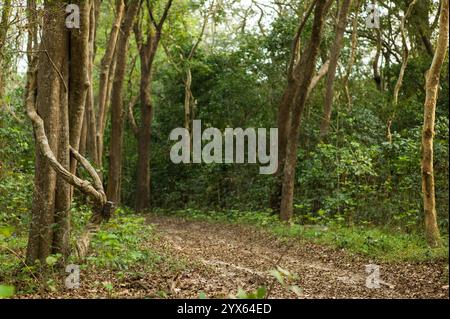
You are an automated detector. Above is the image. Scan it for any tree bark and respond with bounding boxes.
[133,0,173,211]
[26,1,71,264]
[269,0,318,212]
[106,0,141,204]
[96,0,125,165]
[319,0,352,139]
[393,0,417,106]
[342,0,360,107]
[85,2,100,166]
[421,0,448,248]
[0,0,12,107]
[373,29,382,91]
[279,0,330,221]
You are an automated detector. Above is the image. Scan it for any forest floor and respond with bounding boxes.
[13,214,449,299]
[143,215,449,299]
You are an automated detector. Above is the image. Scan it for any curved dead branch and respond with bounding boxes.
[26,57,111,260]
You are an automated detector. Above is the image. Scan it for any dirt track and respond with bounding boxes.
[146,215,449,299]
[17,215,449,299]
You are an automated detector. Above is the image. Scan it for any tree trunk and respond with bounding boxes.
[106,0,141,204]
[134,37,156,210]
[26,1,71,264]
[0,0,11,107]
[133,0,173,211]
[279,0,330,221]
[269,0,327,213]
[393,0,417,106]
[269,73,301,212]
[373,29,382,91]
[421,0,448,248]
[85,2,100,166]
[97,0,125,165]
[343,0,361,107]
[319,0,352,139]
[26,0,100,264]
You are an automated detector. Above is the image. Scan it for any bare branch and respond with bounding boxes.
[26,59,105,206]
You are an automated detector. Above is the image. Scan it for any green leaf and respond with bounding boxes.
[0,285,15,298]
[269,269,284,286]
[256,286,266,299]
[276,266,291,277]
[236,287,248,299]
[102,282,114,291]
[0,226,15,238]
[45,256,58,266]
[198,291,207,299]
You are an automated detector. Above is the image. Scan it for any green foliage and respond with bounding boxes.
[269,266,301,297]
[0,97,34,229]
[0,285,15,298]
[73,207,160,270]
[235,286,267,299]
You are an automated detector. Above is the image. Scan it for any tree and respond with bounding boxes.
[421,0,448,247]
[106,0,141,204]
[269,0,317,212]
[96,0,126,167]
[392,0,417,106]
[279,0,332,221]
[25,0,105,263]
[132,0,173,211]
[319,0,352,139]
[407,0,435,58]
[0,0,11,106]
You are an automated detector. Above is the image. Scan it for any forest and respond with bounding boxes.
[0,0,448,300]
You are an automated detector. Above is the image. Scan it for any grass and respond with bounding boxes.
[0,204,185,297]
[154,208,449,263]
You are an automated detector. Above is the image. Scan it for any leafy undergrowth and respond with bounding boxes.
[153,209,449,263]
[0,205,185,298]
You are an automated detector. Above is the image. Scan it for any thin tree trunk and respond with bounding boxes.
[0,0,12,107]
[343,0,360,107]
[184,68,193,135]
[106,0,141,204]
[97,0,125,165]
[421,0,448,247]
[85,2,99,166]
[133,0,173,211]
[373,28,382,91]
[69,0,92,173]
[280,0,330,221]
[269,0,318,212]
[393,0,417,106]
[319,0,352,140]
